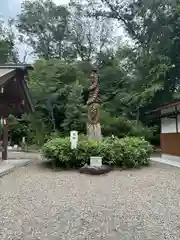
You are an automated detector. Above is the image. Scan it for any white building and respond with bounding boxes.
[150,100,180,161]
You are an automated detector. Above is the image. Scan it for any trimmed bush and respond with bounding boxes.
[42,136,153,168]
[115,137,153,167]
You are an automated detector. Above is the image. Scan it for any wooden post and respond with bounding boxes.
[2,118,8,160]
[87,103,102,141]
[87,68,102,141]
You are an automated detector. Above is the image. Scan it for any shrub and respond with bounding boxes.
[128,121,155,140]
[42,137,72,167]
[101,111,155,141]
[117,137,153,167]
[101,113,132,138]
[42,136,153,169]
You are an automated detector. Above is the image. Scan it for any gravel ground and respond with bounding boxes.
[7,151,41,160]
[0,161,180,240]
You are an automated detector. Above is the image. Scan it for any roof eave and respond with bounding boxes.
[0,70,16,87]
[0,64,34,71]
[145,99,180,115]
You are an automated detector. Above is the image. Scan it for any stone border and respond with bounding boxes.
[0,160,33,178]
[151,157,180,168]
[79,165,111,175]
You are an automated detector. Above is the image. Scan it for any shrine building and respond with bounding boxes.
[147,100,180,161]
[0,64,34,160]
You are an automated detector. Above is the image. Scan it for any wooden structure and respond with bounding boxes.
[0,64,33,160]
[87,68,102,141]
[147,100,180,161]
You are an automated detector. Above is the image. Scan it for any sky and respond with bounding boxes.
[1,0,70,19]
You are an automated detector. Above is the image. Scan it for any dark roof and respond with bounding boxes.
[0,64,33,71]
[0,64,34,86]
[0,69,14,78]
[0,69,16,86]
[145,99,180,121]
[146,99,180,115]
[0,64,34,113]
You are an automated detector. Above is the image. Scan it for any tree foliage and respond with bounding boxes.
[90,0,180,106]
[0,19,18,63]
[17,0,70,59]
[6,0,180,146]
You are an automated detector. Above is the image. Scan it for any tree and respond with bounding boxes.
[17,0,69,59]
[29,59,88,133]
[61,82,86,132]
[0,19,18,63]
[16,0,117,62]
[88,0,180,114]
[6,0,168,144]
[68,0,116,61]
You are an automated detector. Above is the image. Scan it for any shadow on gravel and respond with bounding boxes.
[39,160,54,170]
[38,160,80,172]
[37,160,152,174]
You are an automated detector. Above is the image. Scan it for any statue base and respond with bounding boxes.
[79,164,111,175]
[87,123,102,141]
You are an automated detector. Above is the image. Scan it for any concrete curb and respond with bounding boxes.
[0,160,34,178]
[151,157,180,168]
[0,166,16,178]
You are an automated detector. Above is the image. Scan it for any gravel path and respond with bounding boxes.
[0,161,180,240]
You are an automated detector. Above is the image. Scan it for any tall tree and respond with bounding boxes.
[17,0,69,59]
[88,0,180,111]
[61,82,86,132]
[29,59,88,131]
[68,0,116,61]
[0,19,18,63]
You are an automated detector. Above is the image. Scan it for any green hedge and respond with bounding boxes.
[42,136,153,168]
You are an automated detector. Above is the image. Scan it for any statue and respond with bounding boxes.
[87,67,102,140]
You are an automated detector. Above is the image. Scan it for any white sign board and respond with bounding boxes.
[70,130,78,149]
[90,156,102,167]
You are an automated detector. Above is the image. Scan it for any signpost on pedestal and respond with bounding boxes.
[70,130,78,149]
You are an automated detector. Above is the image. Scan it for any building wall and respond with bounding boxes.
[161,133,180,156]
[161,108,180,157]
[161,117,176,133]
[177,115,180,132]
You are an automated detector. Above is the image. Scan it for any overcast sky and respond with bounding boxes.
[1,0,70,19]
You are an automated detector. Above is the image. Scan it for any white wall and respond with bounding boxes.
[161,117,176,133]
[177,114,180,132]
